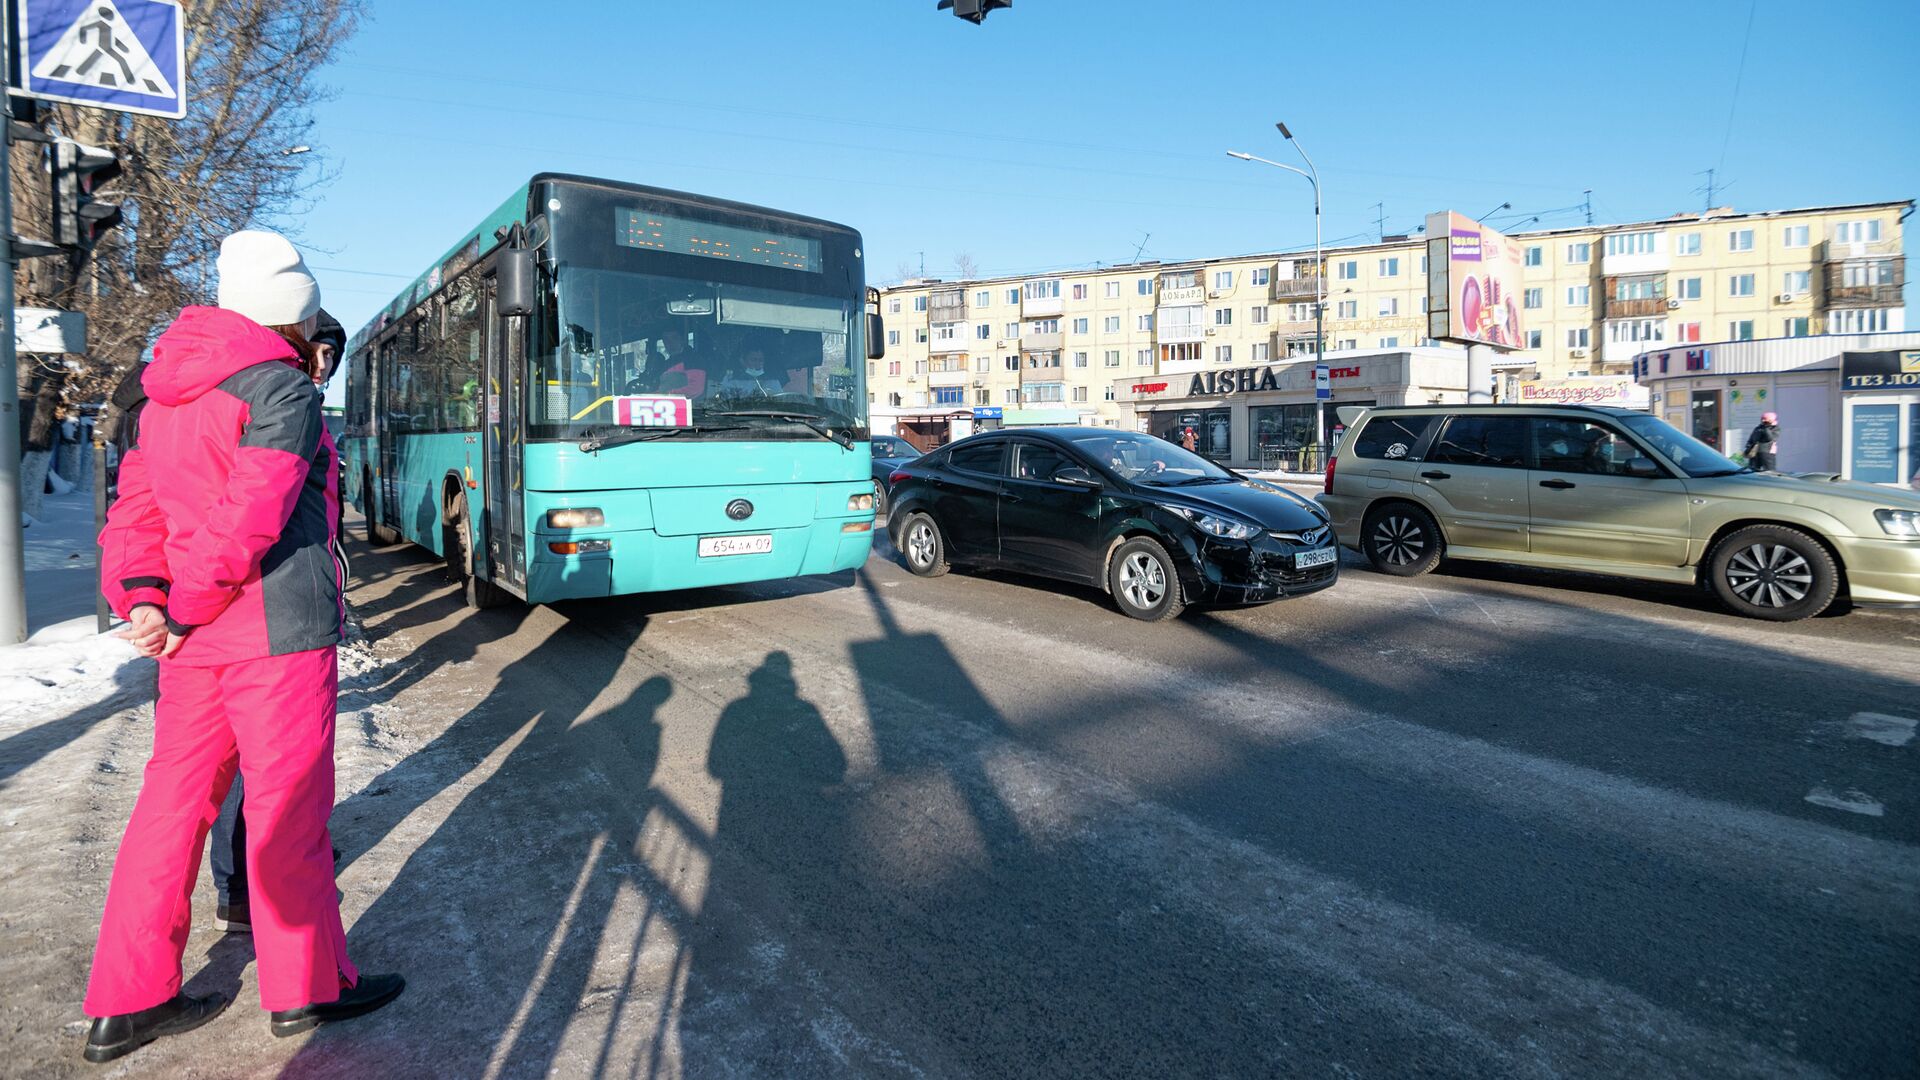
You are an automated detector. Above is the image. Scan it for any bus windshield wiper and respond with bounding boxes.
[709,409,856,451]
[578,425,745,453]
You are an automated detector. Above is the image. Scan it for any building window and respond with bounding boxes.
[1072,283,1088,300]
[915,328,928,343]
[1160,342,1203,363]
[1841,260,1897,287]
[1137,278,1152,295]
[1378,297,1399,316]
[1378,336,1399,348]
[1004,355,1019,371]
[1729,274,1755,297]
[1136,349,1153,366]
[1728,229,1754,252]
[1614,277,1663,301]
[1336,300,1358,318]
[1214,308,1233,326]
[1783,317,1811,337]
[887,392,901,407]
[932,386,964,405]
[1006,288,1020,304]
[1831,307,1891,333]
[1213,270,1233,289]
[1104,281,1120,298]
[1566,242,1591,263]
[867,361,876,377]
[1251,342,1270,361]
[1782,225,1809,248]
[1604,231,1657,256]
[975,355,990,372]
[887,360,901,375]
[1676,322,1702,342]
[1004,323,1019,338]
[1137,314,1154,331]
[1566,328,1590,348]
[1072,386,1088,402]
[888,299,901,314]
[1336,338,1357,350]
[1105,385,1117,401]
[975,290,991,307]
[1250,305,1269,324]
[1103,315,1121,332]
[914,296,928,312]
[1335,259,1359,280]
[1524,245,1543,267]
[1026,350,1061,369]
[1728,320,1755,340]
[1566,285,1590,306]
[1103,350,1121,367]
[1675,232,1701,256]
[976,324,991,340]
[974,388,989,405]
[1378,257,1400,277]
[1782,270,1810,295]
[1833,220,1882,244]
[1004,388,1019,404]
[1214,344,1233,363]
[1251,267,1270,286]
[1523,287,1544,309]
[1023,279,1061,300]
[1676,277,1702,300]
[1071,318,1089,334]
[1287,302,1311,322]
[1072,351,1088,367]
[1162,270,1200,289]
[1605,319,1664,345]
[1526,329,1543,349]
[1023,382,1066,403]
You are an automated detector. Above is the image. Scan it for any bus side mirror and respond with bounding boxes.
[498,249,535,317]
[866,312,885,360]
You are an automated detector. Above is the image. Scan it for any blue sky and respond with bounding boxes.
[299,0,1917,394]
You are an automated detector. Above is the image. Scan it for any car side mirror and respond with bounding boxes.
[866,313,886,360]
[1053,466,1101,488]
[1626,457,1662,478]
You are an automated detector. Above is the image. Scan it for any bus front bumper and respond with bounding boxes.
[527,519,875,602]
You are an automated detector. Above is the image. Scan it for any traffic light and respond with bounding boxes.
[937,0,1010,24]
[51,137,124,253]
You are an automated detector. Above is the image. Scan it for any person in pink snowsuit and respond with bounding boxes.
[83,232,402,1064]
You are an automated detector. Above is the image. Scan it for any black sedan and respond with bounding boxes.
[869,435,919,516]
[885,427,1339,621]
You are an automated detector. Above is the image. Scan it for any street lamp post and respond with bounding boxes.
[1229,120,1327,457]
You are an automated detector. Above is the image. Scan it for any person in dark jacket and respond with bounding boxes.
[1744,411,1781,471]
[205,306,349,936]
[83,233,402,1063]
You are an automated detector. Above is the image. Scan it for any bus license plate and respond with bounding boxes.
[1295,547,1337,569]
[698,534,772,558]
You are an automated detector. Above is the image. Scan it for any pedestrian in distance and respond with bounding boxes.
[83,232,403,1065]
[1744,411,1781,472]
[205,306,349,937]
[1179,426,1198,454]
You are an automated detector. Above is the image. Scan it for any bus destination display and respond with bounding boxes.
[615,208,821,273]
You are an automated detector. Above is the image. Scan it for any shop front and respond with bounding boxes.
[1116,348,1469,471]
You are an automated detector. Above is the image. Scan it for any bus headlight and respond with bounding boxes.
[547,508,605,529]
[847,492,875,512]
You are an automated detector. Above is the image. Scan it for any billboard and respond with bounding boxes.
[1425,211,1526,350]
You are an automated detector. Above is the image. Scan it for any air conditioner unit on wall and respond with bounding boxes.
[1570,348,1587,358]
[1777,292,1795,303]
[1208,291,1222,299]
[1665,298,1682,310]
[1204,327,1217,335]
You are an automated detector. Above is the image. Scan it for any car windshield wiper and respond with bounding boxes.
[577,424,746,453]
[709,409,856,451]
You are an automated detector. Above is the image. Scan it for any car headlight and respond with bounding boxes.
[546,507,605,529]
[1174,507,1261,540]
[1875,508,1920,537]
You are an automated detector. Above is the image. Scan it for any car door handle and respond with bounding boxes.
[1539,479,1576,489]
[1420,470,1451,480]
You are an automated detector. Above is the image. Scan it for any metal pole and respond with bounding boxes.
[0,7,29,644]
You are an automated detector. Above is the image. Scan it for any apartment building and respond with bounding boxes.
[868,200,1908,449]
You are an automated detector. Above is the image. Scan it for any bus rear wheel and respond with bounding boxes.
[444,492,510,609]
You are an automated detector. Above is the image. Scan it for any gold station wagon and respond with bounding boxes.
[1317,405,1920,621]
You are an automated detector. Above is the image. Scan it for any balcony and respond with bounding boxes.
[1270,276,1321,300]
[1022,331,1063,350]
[1822,255,1905,308]
[1020,284,1063,318]
[1821,238,1901,262]
[928,289,967,320]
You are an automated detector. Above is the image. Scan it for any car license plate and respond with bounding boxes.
[1295,546,1337,569]
[698,534,773,558]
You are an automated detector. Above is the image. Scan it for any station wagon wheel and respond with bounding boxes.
[899,512,949,578]
[1707,524,1839,622]
[1107,536,1184,621]
[1361,503,1443,577]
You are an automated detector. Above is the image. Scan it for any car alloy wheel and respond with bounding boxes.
[906,521,936,568]
[1372,513,1426,567]
[1118,551,1167,610]
[1723,542,1814,609]
[899,512,949,578]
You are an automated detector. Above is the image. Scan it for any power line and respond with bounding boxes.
[1716,0,1758,177]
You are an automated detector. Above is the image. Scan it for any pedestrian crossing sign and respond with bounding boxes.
[10,0,186,119]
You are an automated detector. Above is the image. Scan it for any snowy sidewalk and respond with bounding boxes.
[22,490,103,636]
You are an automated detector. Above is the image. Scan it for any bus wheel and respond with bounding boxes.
[444,492,510,609]
[364,471,398,546]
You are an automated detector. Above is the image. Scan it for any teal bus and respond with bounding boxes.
[340,174,883,606]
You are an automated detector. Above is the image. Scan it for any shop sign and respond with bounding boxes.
[1840,350,1920,393]
[1637,348,1712,377]
[1130,381,1169,396]
[972,406,1003,419]
[1158,286,1206,305]
[1188,366,1282,396]
[1517,377,1649,408]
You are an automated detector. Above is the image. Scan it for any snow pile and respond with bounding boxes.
[0,617,152,732]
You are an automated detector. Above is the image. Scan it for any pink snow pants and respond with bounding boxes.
[84,646,359,1015]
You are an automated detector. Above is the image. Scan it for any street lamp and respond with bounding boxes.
[1230,120,1328,456]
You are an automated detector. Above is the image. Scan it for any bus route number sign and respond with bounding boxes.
[614,395,693,427]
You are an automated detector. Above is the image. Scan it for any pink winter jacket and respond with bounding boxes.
[99,306,344,667]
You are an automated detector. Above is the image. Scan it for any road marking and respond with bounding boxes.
[1804,787,1886,817]
[1847,712,1917,747]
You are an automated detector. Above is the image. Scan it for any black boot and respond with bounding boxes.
[269,972,405,1038]
[213,897,250,934]
[83,991,230,1063]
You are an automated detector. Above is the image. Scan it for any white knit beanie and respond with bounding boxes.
[216,230,321,327]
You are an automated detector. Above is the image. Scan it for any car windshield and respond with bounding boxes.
[1066,430,1236,485]
[872,437,910,457]
[1617,413,1747,477]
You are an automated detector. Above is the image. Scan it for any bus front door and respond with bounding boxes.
[483,280,528,590]
[376,342,403,536]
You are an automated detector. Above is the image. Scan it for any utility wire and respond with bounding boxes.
[1716,1,1757,177]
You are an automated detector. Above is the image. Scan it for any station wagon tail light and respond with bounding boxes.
[547,508,605,529]
[548,539,610,555]
[1876,509,1920,537]
[889,470,910,485]
[1324,453,1336,495]
[847,492,875,512]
